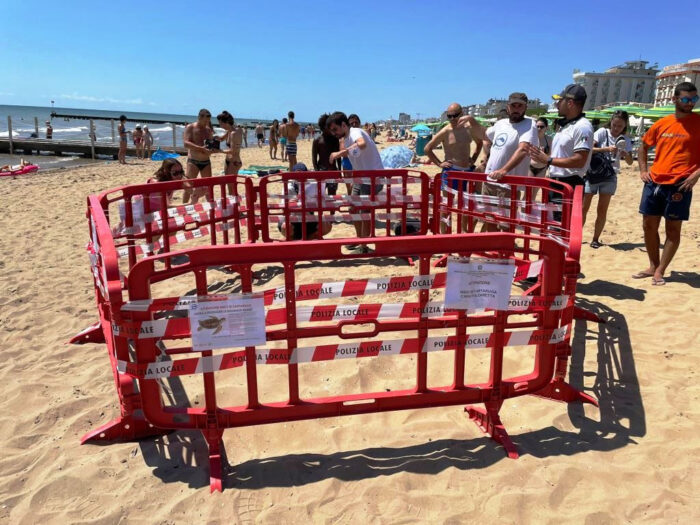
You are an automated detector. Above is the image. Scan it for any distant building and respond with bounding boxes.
[464,97,547,118]
[655,58,700,106]
[572,60,659,110]
[398,113,411,124]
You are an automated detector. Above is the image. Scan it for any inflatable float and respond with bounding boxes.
[0,164,39,177]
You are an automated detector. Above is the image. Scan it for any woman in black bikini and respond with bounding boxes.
[216,111,243,194]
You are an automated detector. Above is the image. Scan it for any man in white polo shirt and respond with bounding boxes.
[482,92,539,231]
[529,84,594,218]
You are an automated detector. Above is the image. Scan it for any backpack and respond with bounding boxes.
[586,130,616,184]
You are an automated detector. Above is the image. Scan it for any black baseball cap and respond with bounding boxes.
[552,84,587,102]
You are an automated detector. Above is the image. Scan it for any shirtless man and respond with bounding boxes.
[255,123,265,147]
[285,111,301,170]
[183,108,215,204]
[279,118,288,162]
[424,103,485,231]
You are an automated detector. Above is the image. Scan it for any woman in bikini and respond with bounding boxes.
[269,119,279,159]
[216,111,243,188]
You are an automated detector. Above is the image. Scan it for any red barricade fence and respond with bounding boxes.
[73,169,598,493]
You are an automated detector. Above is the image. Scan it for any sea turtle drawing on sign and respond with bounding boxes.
[198,316,225,335]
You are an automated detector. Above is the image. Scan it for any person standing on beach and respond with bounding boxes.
[143,125,154,159]
[285,111,301,170]
[311,113,341,196]
[239,124,248,148]
[216,111,242,179]
[255,123,265,147]
[45,121,53,139]
[481,93,539,232]
[182,109,215,204]
[633,82,700,285]
[269,119,279,159]
[133,125,144,159]
[279,118,288,162]
[424,103,485,232]
[118,115,128,164]
[328,111,384,248]
[528,84,594,220]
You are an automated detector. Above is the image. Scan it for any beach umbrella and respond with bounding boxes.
[411,124,431,133]
[380,145,414,168]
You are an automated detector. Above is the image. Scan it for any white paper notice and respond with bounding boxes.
[189,295,266,351]
[444,258,515,311]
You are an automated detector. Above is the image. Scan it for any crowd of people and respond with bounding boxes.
[140,81,698,281]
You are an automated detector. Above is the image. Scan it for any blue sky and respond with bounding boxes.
[1,0,695,121]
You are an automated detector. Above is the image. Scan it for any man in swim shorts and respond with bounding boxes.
[285,111,301,170]
[183,108,215,204]
[634,81,700,285]
[255,123,265,147]
[424,103,485,231]
[279,117,288,162]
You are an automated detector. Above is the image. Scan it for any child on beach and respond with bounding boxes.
[143,126,154,159]
[133,125,144,159]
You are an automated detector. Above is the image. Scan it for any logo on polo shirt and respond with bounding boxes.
[494,133,507,147]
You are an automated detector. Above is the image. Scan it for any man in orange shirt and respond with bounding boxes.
[635,82,700,285]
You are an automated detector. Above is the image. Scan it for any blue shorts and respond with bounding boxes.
[639,181,692,221]
[585,176,617,195]
[441,165,474,191]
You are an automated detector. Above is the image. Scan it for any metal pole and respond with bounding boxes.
[8,116,13,156]
[90,119,95,160]
[172,123,176,148]
[111,119,115,143]
[34,116,39,136]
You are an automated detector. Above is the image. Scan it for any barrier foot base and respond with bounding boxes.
[204,431,225,493]
[80,415,168,444]
[534,378,598,407]
[573,305,605,324]
[465,405,519,459]
[69,321,106,344]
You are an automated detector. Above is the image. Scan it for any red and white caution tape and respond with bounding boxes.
[116,325,570,378]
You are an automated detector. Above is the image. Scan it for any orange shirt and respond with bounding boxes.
[643,113,700,184]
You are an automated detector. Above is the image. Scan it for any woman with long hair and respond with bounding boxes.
[216,111,242,177]
[582,110,634,248]
[269,119,279,159]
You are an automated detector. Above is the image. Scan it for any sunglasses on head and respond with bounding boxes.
[679,95,699,104]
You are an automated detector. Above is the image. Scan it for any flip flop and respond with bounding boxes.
[590,240,602,249]
[652,277,666,286]
[631,271,654,279]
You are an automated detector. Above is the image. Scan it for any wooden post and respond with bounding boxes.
[171,123,176,148]
[90,119,96,160]
[111,119,115,142]
[7,116,13,156]
[34,116,39,136]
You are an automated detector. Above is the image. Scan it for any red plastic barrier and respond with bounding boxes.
[256,169,430,242]
[115,234,574,492]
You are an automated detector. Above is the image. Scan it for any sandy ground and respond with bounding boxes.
[0,135,698,524]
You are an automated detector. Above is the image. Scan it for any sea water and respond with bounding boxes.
[0,104,275,168]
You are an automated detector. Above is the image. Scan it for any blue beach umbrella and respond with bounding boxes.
[411,124,431,134]
[380,146,414,168]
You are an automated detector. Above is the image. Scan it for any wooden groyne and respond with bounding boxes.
[0,137,187,159]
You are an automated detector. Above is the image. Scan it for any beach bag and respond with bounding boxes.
[586,131,616,184]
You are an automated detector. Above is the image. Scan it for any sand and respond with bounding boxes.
[0,136,698,524]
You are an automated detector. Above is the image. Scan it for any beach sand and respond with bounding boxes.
[1,136,698,524]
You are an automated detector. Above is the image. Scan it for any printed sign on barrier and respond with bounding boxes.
[445,257,515,311]
[189,295,267,351]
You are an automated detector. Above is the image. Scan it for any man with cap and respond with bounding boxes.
[529,84,594,217]
[481,92,539,231]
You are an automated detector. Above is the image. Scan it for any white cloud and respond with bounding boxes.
[58,92,151,106]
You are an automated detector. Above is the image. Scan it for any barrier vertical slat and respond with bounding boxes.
[416,255,430,393]
[284,261,301,404]
[241,265,260,409]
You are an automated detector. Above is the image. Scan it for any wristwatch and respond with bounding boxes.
[546,157,553,167]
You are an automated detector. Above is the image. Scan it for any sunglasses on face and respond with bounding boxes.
[446,113,461,119]
[679,95,699,104]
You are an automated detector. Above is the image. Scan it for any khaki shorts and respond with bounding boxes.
[483,182,519,200]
